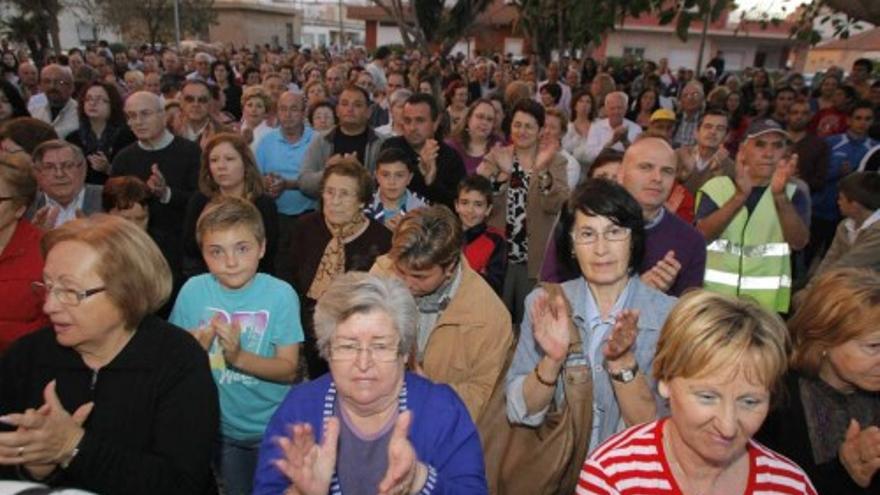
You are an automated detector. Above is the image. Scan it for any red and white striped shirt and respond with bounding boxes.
[577,418,818,495]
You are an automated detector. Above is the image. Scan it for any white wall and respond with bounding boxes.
[376,24,403,47]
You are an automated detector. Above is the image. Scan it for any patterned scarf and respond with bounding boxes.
[307,213,368,300]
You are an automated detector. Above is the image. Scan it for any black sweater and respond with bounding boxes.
[0,317,219,495]
[756,372,880,494]
[380,136,466,209]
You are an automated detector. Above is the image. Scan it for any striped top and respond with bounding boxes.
[578,419,817,495]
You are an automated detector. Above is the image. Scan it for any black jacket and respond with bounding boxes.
[0,316,219,495]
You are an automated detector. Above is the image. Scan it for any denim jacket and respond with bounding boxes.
[505,276,676,453]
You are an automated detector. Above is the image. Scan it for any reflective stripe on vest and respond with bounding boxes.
[704,269,792,290]
[706,239,791,258]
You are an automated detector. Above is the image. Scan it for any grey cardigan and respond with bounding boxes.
[297,126,385,198]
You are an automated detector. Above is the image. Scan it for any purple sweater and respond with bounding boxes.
[540,209,706,297]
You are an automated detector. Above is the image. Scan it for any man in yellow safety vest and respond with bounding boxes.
[694,118,811,313]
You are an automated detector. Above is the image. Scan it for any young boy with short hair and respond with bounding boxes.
[366,147,428,229]
[455,174,506,294]
[812,171,880,279]
[169,196,302,495]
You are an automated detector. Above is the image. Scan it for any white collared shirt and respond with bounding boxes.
[845,209,880,243]
[44,187,85,228]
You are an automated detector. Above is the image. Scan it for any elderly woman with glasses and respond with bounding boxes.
[0,214,219,494]
[253,272,488,494]
[506,179,676,454]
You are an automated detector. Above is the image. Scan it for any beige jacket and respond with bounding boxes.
[371,255,514,421]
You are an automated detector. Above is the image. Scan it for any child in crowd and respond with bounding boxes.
[365,147,428,229]
[169,196,302,495]
[455,174,506,294]
[812,171,880,279]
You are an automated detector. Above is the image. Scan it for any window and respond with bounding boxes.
[623,47,645,59]
[286,23,294,48]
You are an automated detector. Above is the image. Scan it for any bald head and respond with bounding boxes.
[619,136,677,217]
[125,91,166,143]
[40,64,74,106]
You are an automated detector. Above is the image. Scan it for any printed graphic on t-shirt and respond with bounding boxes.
[200,307,270,385]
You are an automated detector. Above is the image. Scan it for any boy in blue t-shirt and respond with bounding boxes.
[170,196,303,495]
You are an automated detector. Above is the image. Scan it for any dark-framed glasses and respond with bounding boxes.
[31,281,107,306]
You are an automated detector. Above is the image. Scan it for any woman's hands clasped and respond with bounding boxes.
[275,411,428,495]
[0,381,93,478]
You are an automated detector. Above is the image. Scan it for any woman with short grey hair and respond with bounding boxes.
[313,271,419,361]
[254,272,488,494]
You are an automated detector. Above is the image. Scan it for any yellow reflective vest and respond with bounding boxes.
[696,176,796,313]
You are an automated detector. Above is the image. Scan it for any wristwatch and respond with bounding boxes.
[607,362,639,384]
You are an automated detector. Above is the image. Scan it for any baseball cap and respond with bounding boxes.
[745,118,789,140]
[650,108,676,122]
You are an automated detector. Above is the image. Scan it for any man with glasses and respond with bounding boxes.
[255,91,315,281]
[370,205,513,422]
[672,81,705,148]
[29,64,78,138]
[176,80,227,145]
[619,136,706,296]
[112,91,200,277]
[26,140,102,229]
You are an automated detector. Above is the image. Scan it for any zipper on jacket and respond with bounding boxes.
[90,369,98,391]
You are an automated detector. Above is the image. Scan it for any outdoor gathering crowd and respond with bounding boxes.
[0,41,878,495]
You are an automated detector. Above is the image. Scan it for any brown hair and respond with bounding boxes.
[0,152,37,209]
[102,176,151,212]
[240,84,272,113]
[41,214,172,328]
[448,98,496,151]
[0,117,59,154]
[789,268,880,376]
[390,205,462,270]
[199,132,265,201]
[653,290,789,394]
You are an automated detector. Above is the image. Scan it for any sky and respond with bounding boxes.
[733,0,809,17]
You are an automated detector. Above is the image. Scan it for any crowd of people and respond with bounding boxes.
[0,40,878,494]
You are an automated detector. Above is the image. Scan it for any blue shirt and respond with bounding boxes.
[815,133,879,221]
[256,126,316,215]
[169,273,304,440]
[505,276,676,453]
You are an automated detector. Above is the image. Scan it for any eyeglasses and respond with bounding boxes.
[183,94,210,104]
[329,341,400,362]
[125,109,159,122]
[36,161,82,175]
[322,187,357,202]
[32,281,107,306]
[570,225,631,245]
[0,196,21,203]
[42,79,71,87]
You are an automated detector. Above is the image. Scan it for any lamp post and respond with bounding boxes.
[174,0,182,50]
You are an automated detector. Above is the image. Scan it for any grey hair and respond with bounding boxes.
[606,91,629,109]
[32,139,85,167]
[389,89,413,108]
[314,272,418,360]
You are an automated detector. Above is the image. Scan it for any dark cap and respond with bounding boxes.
[745,118,789,140]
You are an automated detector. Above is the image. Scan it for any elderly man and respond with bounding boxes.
[696,119,810,313]
[186,52,212,82]
[324,66,345,104]
[672,81,705,147]
[298,85,385,197]
[619,136,706,296]
[29,65,78,138]
[112,91,200,273]
[175,80,226,145]
[370,205,513,422]
[27,140,102,229]
[255,91,316,281]
[380,93,466,208]
[17,62,39,103]
[583,91,643,165]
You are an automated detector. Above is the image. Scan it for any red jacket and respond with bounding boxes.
[0,219,48,352]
